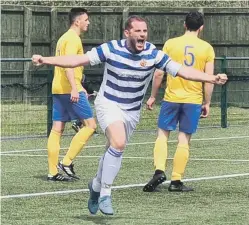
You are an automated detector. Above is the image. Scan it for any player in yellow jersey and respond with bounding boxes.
[47,8,97,182]
[143,12,215,192]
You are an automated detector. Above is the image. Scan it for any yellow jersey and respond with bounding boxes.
[52,29,84,94]
[163,34,215,104]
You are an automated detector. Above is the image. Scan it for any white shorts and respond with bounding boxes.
[94,96,140,142]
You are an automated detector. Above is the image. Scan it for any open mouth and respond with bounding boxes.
[137,39,145,47]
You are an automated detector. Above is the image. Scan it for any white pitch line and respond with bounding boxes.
[1,135,249,154]
[2,173,249,199]
[1,153,249,162]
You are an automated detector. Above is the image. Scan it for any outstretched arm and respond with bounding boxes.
[176,65,227,84]
[32,54,90,68]
[156,50,227,85]
[32,42,112,68]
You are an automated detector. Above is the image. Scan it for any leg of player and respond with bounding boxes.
[89,121,126,215]
[143,101,180,192]
[143,128,169,192]
[59,118,96,180]
[168,131,193,192]
[88,141,109,214]
[168,103,201,192]
[47,121,72,182]
[100,121,126,215]
[58,92,96,180]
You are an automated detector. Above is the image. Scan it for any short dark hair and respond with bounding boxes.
[185,12,204,31]
[69,8,88,25]
[124,15,147,30]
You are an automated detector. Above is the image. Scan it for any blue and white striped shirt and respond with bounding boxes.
[86,39,181,111]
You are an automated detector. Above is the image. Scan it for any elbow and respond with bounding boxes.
[70,64,77,68]
[69,62,80,68]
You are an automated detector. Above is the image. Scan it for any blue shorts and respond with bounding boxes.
[52,92,93,122]
[158,101,202,134]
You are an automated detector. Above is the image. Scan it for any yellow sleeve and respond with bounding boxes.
[62,38,82,71]
[64,38,81,55]
[206,45,215,63]
[162,40,170,54]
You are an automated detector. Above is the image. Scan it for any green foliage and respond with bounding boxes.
[2,0,249,8]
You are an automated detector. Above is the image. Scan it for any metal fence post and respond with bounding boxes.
[221,56,228,128]
[47,70,53,137]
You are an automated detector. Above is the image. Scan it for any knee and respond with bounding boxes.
[52,126,64,134]
[110,138,126,151]
[90,123,97,130]
[84,118,97,130]
[178,132,191,145]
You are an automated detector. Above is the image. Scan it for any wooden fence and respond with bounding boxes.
[1,5,249,106]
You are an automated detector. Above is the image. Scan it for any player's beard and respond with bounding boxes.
[128,38,143,54]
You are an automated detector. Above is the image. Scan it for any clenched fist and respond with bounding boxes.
[214,74,228,85]
[32,55,44,66]
[146,96,156,110]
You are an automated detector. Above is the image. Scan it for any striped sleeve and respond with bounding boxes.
[86,42,111,66]
[155,50,182,77]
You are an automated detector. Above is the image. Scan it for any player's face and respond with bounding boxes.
[125,21,148,53]
[77,14,90,32]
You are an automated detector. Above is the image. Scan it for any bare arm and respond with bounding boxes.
[201,62,215,118]
[65,69,77,90]
[32,54,90,68]
[157,50,226,84]
[146,69,164,110]
[64,68,79,102]
[203,62,214,104]
[177,65,217,83]
[151,69,164,98]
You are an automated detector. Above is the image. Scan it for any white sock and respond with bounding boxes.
[92,156,104,192]
[100,146,123,197]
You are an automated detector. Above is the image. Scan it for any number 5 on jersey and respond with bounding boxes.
[184,46,195,66]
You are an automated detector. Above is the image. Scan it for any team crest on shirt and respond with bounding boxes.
[140,59,147,67]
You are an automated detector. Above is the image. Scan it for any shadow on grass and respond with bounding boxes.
[33,175,48,181]
[75,214,125,225]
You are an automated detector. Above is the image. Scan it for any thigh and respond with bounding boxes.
[179,103,202,134]
[105,121,127,150]
[52,94,70,122]
[122,111,139,143]
[70,92,93,120]
[95,97,125,133]
[158,101,181,131]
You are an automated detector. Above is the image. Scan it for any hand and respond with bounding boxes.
[146,96,156,110]
[200,103,210,118]
[32,55,44,66]
[214,74,228,85]
[71,89,79,103]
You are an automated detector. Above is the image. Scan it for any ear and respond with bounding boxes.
[183,21,187,30]
[199,25,204,32]
[74,18,80,26]
[124,29,129,38]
